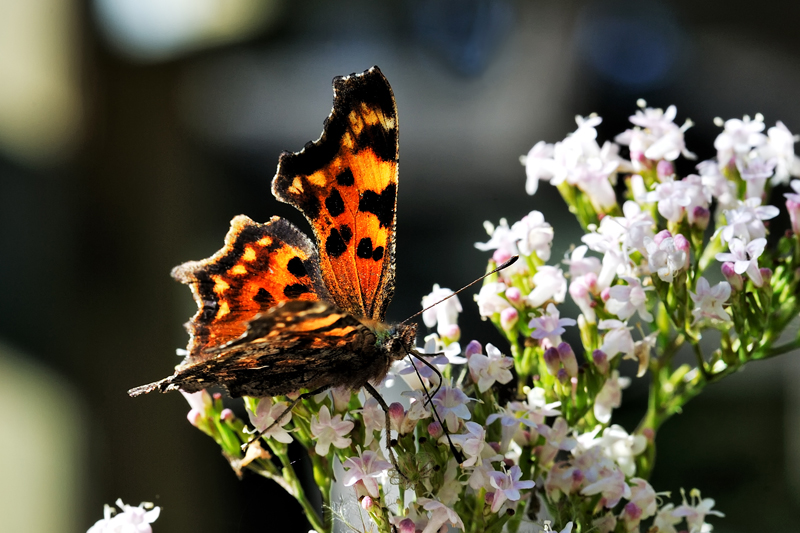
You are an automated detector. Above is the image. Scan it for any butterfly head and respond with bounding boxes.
[379,322,418,361]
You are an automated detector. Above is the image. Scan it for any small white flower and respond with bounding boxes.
[527,266,567,308]
[594,370,630,424]
[646,177,692,223]
[87,499,161,533]
[644,235,686,282]
[529,303,577,346]
[511,210,554,260]
[342,450,392,499]
[354,397,384,446]
[421,284,462,337]
[759,120,800,184]
[488,465,535,513]
[597,424,647,477]
[417,498,465,533]
[715,237,767,287]
[475,218,519,260]
[508,387,562,426]
[309,405,354,455]
[653,503,682,533]
[621,478,658,530]
[467,343,514,392]
[247,397,293,444]
[673,489,725,533]
[598,319,635,360]
[475,282,510,317]
[719,198,779,244]
[432,381,472,432]
[689,277,732,324]
[714,114,767,166]
[563,245,601,277]
[522,140,560,195]
[445,421,488,467]
[605,276,653,322]
[580,465,631,509]
[616,103,694,164]
[538,417,577,465]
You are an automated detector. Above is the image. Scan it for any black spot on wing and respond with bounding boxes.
[358,183,396,229]
[287,257,307,278]
[325,229,347,258]
[337,169,355,186]
[357,238,373,259]
[339,224,352,244]
[372,246,384,261]
[283,284,311,298]
[325,188,346,217]
[253,288,274,305]
[356,124,397,163]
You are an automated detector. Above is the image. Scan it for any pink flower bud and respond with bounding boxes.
[600,287,611,302]
[397,518,416,533]
[543,346,561,375]
[500,307,519,330]
[721,262,744,291]
[503,458,514,468]
[220,408,234,422]
[757,267,772,288]
[642,428,655,442]
[427,421,443,439]
[556,367,569,384]
[557,342,579,377]
[489,442,501,453]
[656,159,674,179]
[673,233,691,269]
[505,286,522,303]
[187,409,202,427]
[493,249,512,264]
[653,229,672,246]
[388,402,405,432]
[360,495,374,510]
[464,340,482,359]
[485,492,495,506]
[787,199,800,235]
[624,502,643,521]
[592,349,609,374]
[571,469,584,485]
[692,206,711,230]
[212,392,222,401]
[441,323,461,341]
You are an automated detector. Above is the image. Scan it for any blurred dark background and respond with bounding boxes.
[1,0,799,531]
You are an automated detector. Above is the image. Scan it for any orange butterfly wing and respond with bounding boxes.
[272,66,398,322]
[171,215,329,361]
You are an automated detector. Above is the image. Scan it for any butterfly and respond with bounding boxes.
[128,66,418,403]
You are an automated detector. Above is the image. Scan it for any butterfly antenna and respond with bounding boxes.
[400,255,518,325]
[404,346,466,465]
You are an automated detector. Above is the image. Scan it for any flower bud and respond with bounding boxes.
[673,233,691,269]
[220,408,234,422]
[592,349,609,374]
[721,262,744,291]
[653,229,672,246]
[692,206,710,230]
[757,267,772,288]
[787,198,800,235]
[388,402,405,432]
[427,421,444,439]
[500,307,519,331]
[489,442,501,453]
[656,159,674,179]
[557,342,579,377]
[212,392,222,401]
[543,346,561,375]
[441,323,461,342]
[493,249,512,264]
[623,501,643,520]
[600,287,611,302]
[397,518,416,533]
[505,286,522,304]
[485,492,495,506]
[464,340,482,359]
[360,495,374,510]
[556,367,570,384]
[187,409,202,427]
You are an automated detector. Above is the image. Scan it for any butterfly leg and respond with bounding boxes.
[405,349,466,465]
[362,382,408,483]
[241,386,331,452]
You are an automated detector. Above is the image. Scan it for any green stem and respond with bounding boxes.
[277,452,328,533]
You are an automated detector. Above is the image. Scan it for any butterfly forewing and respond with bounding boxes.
[272,67,398,321]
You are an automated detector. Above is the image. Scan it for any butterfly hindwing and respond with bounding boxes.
[171,215,330,361]
[272,66,398,322]
[129,300,391,398]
